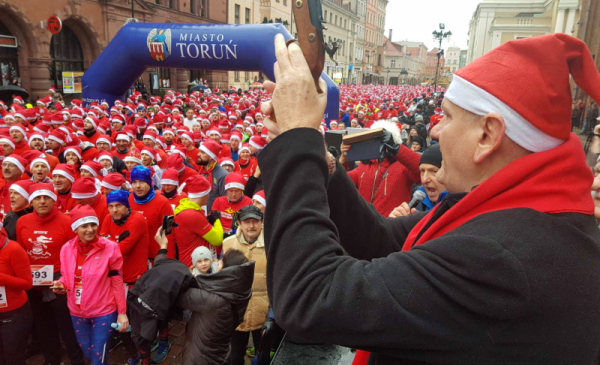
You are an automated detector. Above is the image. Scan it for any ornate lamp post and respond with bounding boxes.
[432,23,451,92]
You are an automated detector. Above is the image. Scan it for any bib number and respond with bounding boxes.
[75,284,83,305]
[0,286,7,308]
[31,265,53,286]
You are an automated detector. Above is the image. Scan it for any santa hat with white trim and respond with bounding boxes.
[224,173,246,191]
[249,136,267,150]
[185,175,211,198]
[4,154,27,173]
[70,204,99,231]
[22,150,51,171]
[124,148,142,165]
[27,182,57,203]
[52,163,77,183]
[160,168,179,187]
[101,172,125,190]
[10,180,34,201]
[9,124,27,138]
[71,177,98,200]
[219,157,235,169]
[445,33,600,153]
[64,146,82,161]
[81,160,107,179]
[199,139,221,161]
[84,116,99,130]
[0,136,15,150]
[252,190,266,207]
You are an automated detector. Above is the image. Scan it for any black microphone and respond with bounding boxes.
[407,190,427,209]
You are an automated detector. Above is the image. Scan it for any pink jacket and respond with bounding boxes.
[59,236,127,318]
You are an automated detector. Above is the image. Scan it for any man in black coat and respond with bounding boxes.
[257,34,600,365]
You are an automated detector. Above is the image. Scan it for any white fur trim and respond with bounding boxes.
[220,160,235,168]
[81,165,98,178]
[71,216,100,231]
[446,74,563,152]
[71,191,98,199]
[370,120,402,146]
[252,195,266,207]
[47,135,65,145]
[124,156,143,165]
[64,148,82,160]
[30,158,50,171]
[225,182,245,190]
[161,178,179,186]
[188,188,211,198]
[116,134,130,142]
[9,184,29,199]
[101,181,120,190]
[4,157,24,172]
[249,140,264,150]
[199,144,217,161]
[0,138,15,149]
[52,169,75,182]
[96,137,111,146]
[28,189,57,203]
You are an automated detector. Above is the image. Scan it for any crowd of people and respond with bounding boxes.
[1,46,598,364]
[0,81,452,365]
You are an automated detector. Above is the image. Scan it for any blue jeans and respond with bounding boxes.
[71,311,118,365]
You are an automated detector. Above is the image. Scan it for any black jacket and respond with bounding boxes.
[128,249,196,322]
[176,261,254,365]
[258,128,600,365]
[4,206,33,241]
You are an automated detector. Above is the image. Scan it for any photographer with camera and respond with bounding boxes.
[338,120,421,216]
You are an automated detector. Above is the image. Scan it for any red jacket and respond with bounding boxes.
[129,193,174,259]
[56,190,77,213]
[91,195,109,231]
[100,212,149,283]
[211,195,252,232]
[347,145,421,217]
[17,208,76,274]
[0,239,32,312]
[171,208,213,267]
[234,157,258,182]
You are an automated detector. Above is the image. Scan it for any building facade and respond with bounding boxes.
[347,0,366,84]
[425,48,445,83]
[322,0,360,84]
[382,36,422,85]
[395,41,427,83]
[459,49,468,69]
[0,0,231,101]
[466,0,584,64]
[573,0,600,119]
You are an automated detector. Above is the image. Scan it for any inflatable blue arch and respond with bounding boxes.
[82,23,339,121]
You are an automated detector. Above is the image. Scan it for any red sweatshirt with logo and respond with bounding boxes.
[0,240,33,312]
[128,193,174,259]
[211,195,252,232]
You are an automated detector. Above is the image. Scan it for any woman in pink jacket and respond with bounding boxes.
[52,204,129,365]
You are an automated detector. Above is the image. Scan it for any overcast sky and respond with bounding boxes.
[384,0,482,51]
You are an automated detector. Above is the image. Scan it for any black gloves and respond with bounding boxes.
[380,130,400,160]
[118,231,130,242]
[207,211,221,226]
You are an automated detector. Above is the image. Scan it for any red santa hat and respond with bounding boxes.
[230,131,242,142]
[220,134,231,144]
[28,182,57,203]
[124,148,142,165]
[199,139,221,161]
[0,136,15,150]
[180,131,194,144]
[143,130,157,144]
[71,177,99,199]
[81,160,106,178]
[219,157,235,169]
[240,143,251,154]
[249,136,267,150]
[9,180,34,201]
[23,150,51,171]
[224,173,246,191]
[185,175,211,198]
[70,204,99,231]
[110,114,125,125]
[9,124,26,137]
[48,129,68,146]
[445,34,600,152]
[167,153,185,173]
[252,190,266,207]
[95,135,112,147]
[141,146,159,162]
[163,128,175,137]
[64,146,82,160]
[101,172,125,190]
[52,163,77,182]
[84,116,99,130]
[160,168,179,187]
[4,154,27,173]
[97,151,114,165]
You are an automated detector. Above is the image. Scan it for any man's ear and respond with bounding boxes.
[473,113,505,164]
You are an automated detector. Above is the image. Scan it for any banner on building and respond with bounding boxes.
[0,35,17,48]
[62,71,84,93]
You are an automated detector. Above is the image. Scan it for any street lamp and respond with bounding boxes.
[432,23,451,92]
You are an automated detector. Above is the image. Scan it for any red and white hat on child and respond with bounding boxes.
[185,175,211,198]
[70,204,99,231]
[445,33,600,152]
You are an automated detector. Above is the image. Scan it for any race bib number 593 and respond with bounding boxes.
[31,265,53,286]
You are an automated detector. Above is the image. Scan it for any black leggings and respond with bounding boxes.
[0,301,33,365]
[230,329,262,365]
[27,289,85,365]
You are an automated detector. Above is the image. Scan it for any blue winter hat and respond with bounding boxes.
[107,190,130,208]
[130,165,153,186]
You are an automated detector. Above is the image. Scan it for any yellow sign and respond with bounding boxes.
[62,71,84,94]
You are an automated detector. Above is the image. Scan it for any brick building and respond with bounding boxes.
[0,0,228,101]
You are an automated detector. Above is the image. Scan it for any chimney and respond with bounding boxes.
[389,29,393,41]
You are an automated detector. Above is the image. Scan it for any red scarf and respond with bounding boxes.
[352,134,594,365]
[76,235,101,255]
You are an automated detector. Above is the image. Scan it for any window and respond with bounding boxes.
[377,54,381,66]
[324,11,327,22]
[201,0,208,17]
[155,0,160,4]
[245,8,250,24]
[159,68,171,88]
[335,15,338,26]
[245,71,249,80]
[50,26,84,93]
[283,0,287,5]
[234,71,240,82]
[344,19,347,29]
[391,59,395,68]
[235,5,240,24]
[329,13,332,24]
[168,0,173,8]
[190,0,195,13]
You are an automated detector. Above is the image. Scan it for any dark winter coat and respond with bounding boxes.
[128,249,196,322]
[3,206,33,241]
[258,128,600,365]
[176,261,254,365]
[207,163,229,212]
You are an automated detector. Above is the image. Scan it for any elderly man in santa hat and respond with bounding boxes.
[0,154,26,213]
[258,34,600,364]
